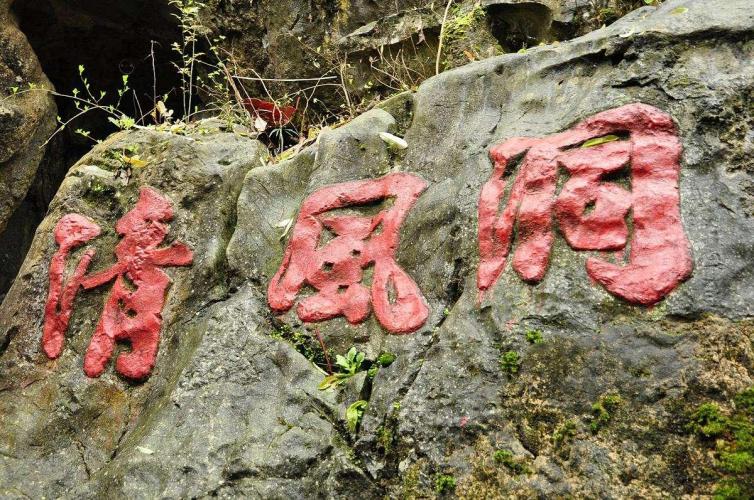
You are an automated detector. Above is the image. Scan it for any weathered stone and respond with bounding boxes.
[0,0,60,296]
[0,121,267,498]
[204,0,653,115]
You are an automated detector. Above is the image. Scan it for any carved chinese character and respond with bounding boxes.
[268,173,429,333]
[43,187,193,380]
[478,103,693,305]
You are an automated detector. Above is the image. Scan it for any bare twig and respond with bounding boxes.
[151,40,157,115]
[436,0,454,75]
[234,75,338,82]
[313,329,333,374]
[337,53,353,116]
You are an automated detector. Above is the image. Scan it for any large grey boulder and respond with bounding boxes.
[1,0,753,497]
[0,121,268,497]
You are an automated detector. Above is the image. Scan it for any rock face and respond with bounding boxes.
[1,0,754,498]
[0,0,61,295]
[0,121,268,497]
[205,0,652,115]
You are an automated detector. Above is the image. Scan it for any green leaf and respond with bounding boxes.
[346,400,368,432]
[671,7,688,15]
[335,355,349,371]
[124,155,147,168]
[78,65,85,75]
[376,353,396,367]
[581,134,620,148]
[318,375,340,391]
[120,116,136,129]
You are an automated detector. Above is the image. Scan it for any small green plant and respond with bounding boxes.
[170,0,207,118]
[686,388,754,498]
[270,324,330,369]
[590,393,623,433]
[21,65,140,147]
[376,352,396,367]
[346,400,368,432]
[319,347,366,390]
[104,145,147,169]
[435,473,457,494]
[713,481,746,500]
[3,0,256,149]
[376,398,403,453]
[377,424,393,452]
[525,329,544,344]
[493,449,530,474]
[85,178,117,198]
[686,402,729,438]
[367,352,397,378]
[734,387,754,414]
[336,347,365,374]
[445,4,486,40]
[500,351,521,374]
[553,419,578,447]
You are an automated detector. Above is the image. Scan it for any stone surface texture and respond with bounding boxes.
[0,0,61,295]
[204,0,653,115]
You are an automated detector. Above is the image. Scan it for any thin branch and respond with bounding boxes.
[233,75,338,82]
[151,40,157,116]
[436,0,454,75]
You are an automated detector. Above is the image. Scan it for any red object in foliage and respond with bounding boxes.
[242,98,297,127]
[478,103,692,305]
[268,173,429,334]
[43,187,193,380]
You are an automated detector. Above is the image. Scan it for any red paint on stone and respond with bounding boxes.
[268,173,429,334]
[478,103,692,305]
[42,187,193,380]
[242,98,297,127]
[43,214,101,359]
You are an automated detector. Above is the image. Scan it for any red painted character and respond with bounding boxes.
[478,103,693,305]
[43,187,193,380]
[268,173,429,334]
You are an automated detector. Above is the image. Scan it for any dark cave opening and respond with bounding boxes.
[486,2,555,50]
[12,0,184,162]
[0,0,186,298]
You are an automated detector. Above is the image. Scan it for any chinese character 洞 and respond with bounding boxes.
[478,103,693,305]
[268,173,429,334]
[43,186,193,380]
